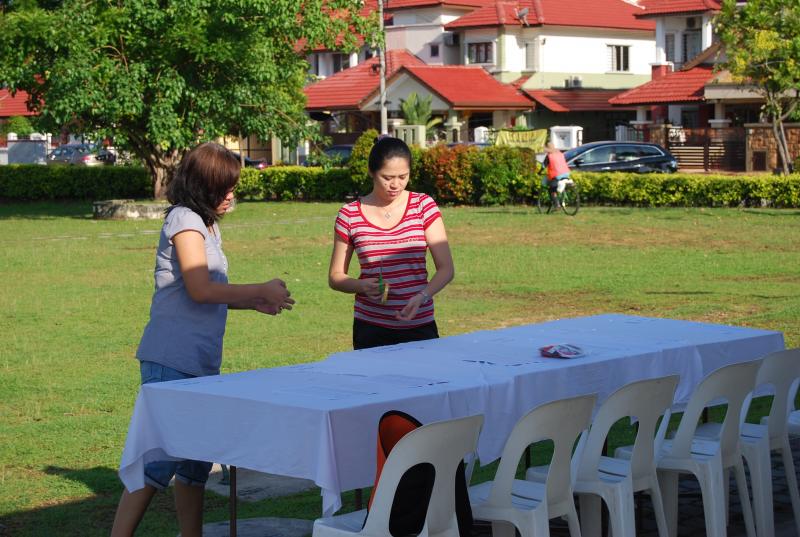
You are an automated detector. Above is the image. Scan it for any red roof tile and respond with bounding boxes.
[388,0,493,8]
[304,50,425,111]
[398,65,532,109]
[609,65,715,105]
[446,0,653,31]
[637,0,720,17]
[524,88,637,111]
[0,89,37,117]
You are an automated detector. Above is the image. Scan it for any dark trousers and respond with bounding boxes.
[353,318,439,350]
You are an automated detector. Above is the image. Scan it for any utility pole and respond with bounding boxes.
[378,0,388,134]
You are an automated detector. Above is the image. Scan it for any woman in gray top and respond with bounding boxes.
[111,143,294,537]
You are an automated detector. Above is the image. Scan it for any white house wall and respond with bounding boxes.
[518,26,653,88]
[655,15,714,67]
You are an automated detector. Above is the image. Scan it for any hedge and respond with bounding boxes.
[0,165,151,200]
[574,172,800,208]
[4,149,800,208]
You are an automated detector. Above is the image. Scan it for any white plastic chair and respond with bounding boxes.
[652,361,760,537]
[574,375,679,537]
[468,394,597,537]
[697,348,800,537]
[312,414,484,537]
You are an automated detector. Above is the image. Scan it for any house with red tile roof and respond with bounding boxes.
[442,0,657,138]
[607,0,771,171]
[305,49,532,144]
[0,89,37,119]
[305,0,657,144]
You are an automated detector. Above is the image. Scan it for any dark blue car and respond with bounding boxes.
[564,141,678,173]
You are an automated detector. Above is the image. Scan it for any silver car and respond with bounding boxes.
[47,143,116,166]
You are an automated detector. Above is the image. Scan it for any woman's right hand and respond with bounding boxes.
[260,279,295,312]
[359,278,383,301]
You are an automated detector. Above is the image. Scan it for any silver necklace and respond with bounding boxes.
[382,197,403,220]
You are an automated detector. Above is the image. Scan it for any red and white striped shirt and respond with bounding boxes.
[335,192,442,329]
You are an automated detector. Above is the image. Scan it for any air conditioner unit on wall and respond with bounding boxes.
[564,76,583,88]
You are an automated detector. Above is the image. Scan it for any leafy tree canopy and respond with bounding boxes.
[716,0,800,173]
[0,0,377,196]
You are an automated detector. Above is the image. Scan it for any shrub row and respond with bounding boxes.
[575,172,800,208]
[4,148,799,208]
[0,165,151,200]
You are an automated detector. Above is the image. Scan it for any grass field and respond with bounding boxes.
[1,201,798,536]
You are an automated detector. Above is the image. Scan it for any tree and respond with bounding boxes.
[1,115,34,136]
[716,0,800,174]
[0,0,376,197]
[400,92,442,138]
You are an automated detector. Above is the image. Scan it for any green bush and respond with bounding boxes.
[1,116,35,136]
[348,129,378,195]
[574,172,800,208]
[473,146,540,205]
[0,165,151,200]
[228,145,800,208]
[236,166,357,202]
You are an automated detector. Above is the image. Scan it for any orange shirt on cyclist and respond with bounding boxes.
[545,143,571,180]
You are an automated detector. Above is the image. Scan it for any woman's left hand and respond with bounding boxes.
[396,293,426,321]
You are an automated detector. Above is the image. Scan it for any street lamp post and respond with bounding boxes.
[378,0,388,135]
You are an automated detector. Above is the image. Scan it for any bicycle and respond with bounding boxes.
[535,174,580,216]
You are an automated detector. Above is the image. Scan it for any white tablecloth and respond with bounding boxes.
[118,314,784,515]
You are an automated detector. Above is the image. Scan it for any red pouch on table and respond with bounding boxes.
[539,344,586,359]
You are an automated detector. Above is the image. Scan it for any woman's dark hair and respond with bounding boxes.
[368,136,412,173]
[166,142,241,226]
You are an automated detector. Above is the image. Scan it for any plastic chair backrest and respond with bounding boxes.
[575,376,679,482]
[755,348,800,441]
[369,410,423,510]
[487,394,596,509]
[669,361,761,459]
[362,414,484,537]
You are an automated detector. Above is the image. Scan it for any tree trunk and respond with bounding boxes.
[140,147,182,200]
[766,92,792,175]
[771,118,791,175]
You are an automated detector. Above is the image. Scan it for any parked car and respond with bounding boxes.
[231,152,268,169]
[446,142,491,150]
[563,141,678,173]
[321,144,354,165]
[47,143,116,166]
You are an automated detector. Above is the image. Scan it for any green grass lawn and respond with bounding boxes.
[1,201,798,536]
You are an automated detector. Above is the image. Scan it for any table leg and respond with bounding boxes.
[355,488,363,510]
[230,466,237,537]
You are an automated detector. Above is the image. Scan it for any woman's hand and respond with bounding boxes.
[259,279,295,312]
[359,278,383,301]
[396,293,426,321]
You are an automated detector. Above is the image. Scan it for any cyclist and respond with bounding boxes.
[542,142,572,208]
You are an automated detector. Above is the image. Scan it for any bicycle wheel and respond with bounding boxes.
[535,187,548,214]
[559,182,580,216]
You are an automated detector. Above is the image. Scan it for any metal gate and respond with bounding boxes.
[666,127,745,171]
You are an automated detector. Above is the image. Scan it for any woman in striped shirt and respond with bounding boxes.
[329,136,455,350]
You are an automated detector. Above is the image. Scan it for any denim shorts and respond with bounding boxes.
[140,360,213,490]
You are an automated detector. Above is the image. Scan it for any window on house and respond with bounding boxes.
[525,41,539,71]
[430,44,440,58]
[332,53,350,73]
[364,49,374,60]
[468,42,493,64]
[682,30,702,63]
[664,34,675,63]
[608,45,630,72]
